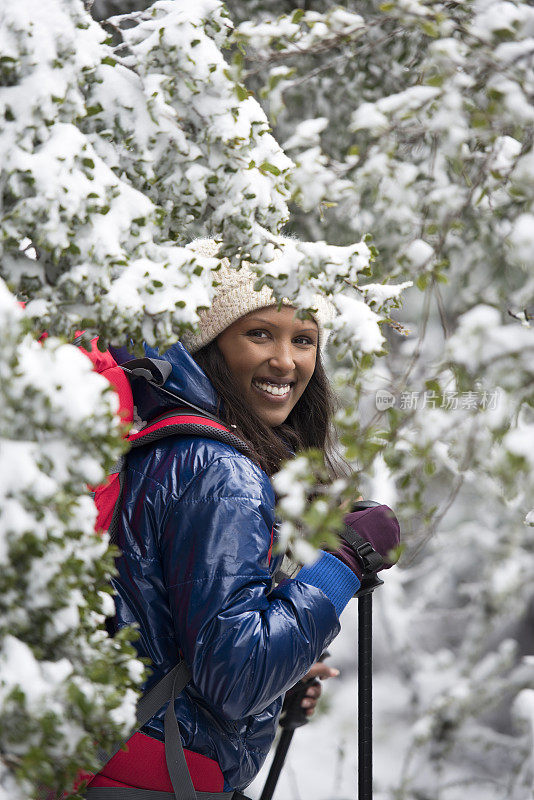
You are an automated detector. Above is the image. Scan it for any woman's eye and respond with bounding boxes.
[247,329,269,339]
[294,336,315,346]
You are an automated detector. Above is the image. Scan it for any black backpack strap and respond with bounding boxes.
[121,357,172,386]
[163,665,196,800]
[128,410,253,460]
[94,660,214,800]
[136,662,191,729]
[107,456,126,548]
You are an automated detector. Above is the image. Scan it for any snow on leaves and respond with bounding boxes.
[0,281,143,795]
[226,0,534,796]
[0,0,405,794]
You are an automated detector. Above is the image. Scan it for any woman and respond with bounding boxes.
[86,240,399,799]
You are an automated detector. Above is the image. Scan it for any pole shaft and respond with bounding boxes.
[358,593,373,800]
[259,729,294,800]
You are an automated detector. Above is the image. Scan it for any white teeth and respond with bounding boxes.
[253,380,291,397]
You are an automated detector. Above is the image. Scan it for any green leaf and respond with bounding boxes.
[424,460,436,476]
[292,9,305,23]
[471,111,488,128]
[493,27,515,42]
[360,352,374,370]
[259,161,281,176]
[425,379,441,394]
[269,70,293,90]
[235,83,249,102]
[86,103,103,117]
[426,74,444,88]
[416,274,429,291]
[101,56,116,67]
[421,20,439,38]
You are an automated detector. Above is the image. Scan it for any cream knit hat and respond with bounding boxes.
[182,238,334,353]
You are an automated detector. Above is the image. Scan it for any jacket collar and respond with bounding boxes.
[144,341,220,417]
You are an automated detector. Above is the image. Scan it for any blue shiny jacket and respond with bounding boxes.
[111,342,358,791]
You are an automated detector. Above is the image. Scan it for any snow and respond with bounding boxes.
[360,281,413,307]
[283,118,329,151]
[473,1,532,41]
[109,688,138,729]
[513,688,534,753]
[292,539,321,565]
[351,86,440,133]
[404,239,434,269]
[491,135,522,174]
[350,103,389,134]
[331,294,385,354]
[236,6,364,59]
[509,214,534,263]
[0,636,72,712]
[503,424,534,468]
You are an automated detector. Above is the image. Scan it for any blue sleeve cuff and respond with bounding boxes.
[296,551,360,617]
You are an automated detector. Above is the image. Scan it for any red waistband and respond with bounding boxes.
[87,731,224,793]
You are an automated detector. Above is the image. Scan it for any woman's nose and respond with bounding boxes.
[268,342,295,372]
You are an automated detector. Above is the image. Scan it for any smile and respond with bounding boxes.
[252,379,293,399]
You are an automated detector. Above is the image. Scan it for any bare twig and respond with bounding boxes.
[433,279,450,339]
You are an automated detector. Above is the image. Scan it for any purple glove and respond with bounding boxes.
[331,503,401,580]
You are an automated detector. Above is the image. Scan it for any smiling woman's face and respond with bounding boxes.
[216,305,318,428]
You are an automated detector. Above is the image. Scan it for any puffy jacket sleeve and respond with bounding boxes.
[158,452,341,720]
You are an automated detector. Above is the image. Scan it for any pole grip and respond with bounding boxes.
[279,650,330,731]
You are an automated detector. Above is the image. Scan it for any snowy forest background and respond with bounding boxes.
[1,0,534,798]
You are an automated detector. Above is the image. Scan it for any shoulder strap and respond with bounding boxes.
[127,409,253,459]
[106,410,251,548]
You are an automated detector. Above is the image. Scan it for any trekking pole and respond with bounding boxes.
[354,571,383,800]
[259,652,330,800]
[261,501,385,800]
[350,500,385,800]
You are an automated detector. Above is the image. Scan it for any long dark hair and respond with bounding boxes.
[192,339,346,477]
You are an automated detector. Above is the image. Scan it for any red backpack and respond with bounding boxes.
[77,336,251,545]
